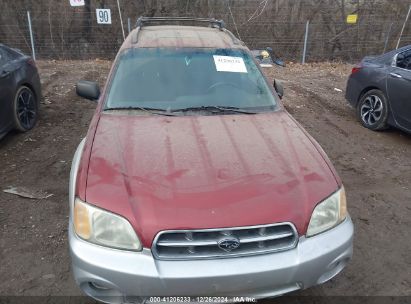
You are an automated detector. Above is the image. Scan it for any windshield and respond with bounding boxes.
[105,48,277,112]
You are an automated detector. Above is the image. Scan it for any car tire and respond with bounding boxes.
[357,89,389,131]
[12,85,38,132]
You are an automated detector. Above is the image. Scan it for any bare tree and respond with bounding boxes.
[0,0,410,61]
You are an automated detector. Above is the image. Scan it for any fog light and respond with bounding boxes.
[317,257,349,284]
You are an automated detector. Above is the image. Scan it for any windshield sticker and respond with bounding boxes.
[213,55,247,73]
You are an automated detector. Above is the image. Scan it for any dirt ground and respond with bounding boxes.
[0,60,410,299]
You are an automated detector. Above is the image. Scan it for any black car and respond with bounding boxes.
[0,43,41,139]
[345,45,411,133]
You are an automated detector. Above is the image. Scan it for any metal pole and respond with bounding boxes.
[27,11,36,60]
[396,4,411,49]
[228,2,241,40]
[127,17,131,34]
[116,0,126,40]
[302,20,309,64]
[356,0,360,53]
[383,22,393,54]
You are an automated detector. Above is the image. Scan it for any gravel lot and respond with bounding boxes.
[0,61,410,299]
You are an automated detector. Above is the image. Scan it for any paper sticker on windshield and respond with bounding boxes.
[213,55,247,73]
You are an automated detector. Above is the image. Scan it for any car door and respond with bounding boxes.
[0,47,16,134]
[386,49,411,131]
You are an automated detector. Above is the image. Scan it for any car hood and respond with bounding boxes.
[85,111,339,247]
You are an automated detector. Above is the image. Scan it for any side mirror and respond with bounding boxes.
[273,79,284,99]
[76,80,100,101]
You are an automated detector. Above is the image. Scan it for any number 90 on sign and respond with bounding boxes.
[96,9,112,24]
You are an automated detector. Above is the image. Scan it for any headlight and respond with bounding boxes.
[73,198,142,251]
[306,187,347,237]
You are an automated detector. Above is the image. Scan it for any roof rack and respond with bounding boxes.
[135,16,226,30]
[131,16,241,46]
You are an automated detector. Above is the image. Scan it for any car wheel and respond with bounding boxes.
[13,86,38,132]
[357,89,389,131]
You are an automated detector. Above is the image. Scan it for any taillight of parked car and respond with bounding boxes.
[351,64,363,75]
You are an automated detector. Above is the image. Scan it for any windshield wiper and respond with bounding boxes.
[171,106,257,114]
[104,106,177,116]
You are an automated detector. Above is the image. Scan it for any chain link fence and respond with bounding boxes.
[0,0,410,62]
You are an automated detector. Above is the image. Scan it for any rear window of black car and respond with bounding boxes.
[0,46,20,64]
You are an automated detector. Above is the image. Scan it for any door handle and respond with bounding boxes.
[0,70,11,78]
[389,72,403,79]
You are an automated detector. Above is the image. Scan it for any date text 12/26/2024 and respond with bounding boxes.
[147,297,257,303]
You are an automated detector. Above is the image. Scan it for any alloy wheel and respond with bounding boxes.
[360,95,383,126]
[16,88,37,130]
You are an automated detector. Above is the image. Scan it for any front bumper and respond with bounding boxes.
[69,217,353,303]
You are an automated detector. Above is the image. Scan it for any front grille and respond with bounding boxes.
[152,222,298,260]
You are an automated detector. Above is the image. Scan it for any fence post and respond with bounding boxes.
[396,4,411,49]
[116,0,126,40]
[302,20,309,64]
[27,11,36,60]
[383,22,393,54]
[127,17,131,34]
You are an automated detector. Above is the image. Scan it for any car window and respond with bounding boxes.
[396,49,411,70]
[105,48,277,112]
[0,47,18,68]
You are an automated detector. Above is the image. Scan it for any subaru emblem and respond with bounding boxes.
[218,237,241,252]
